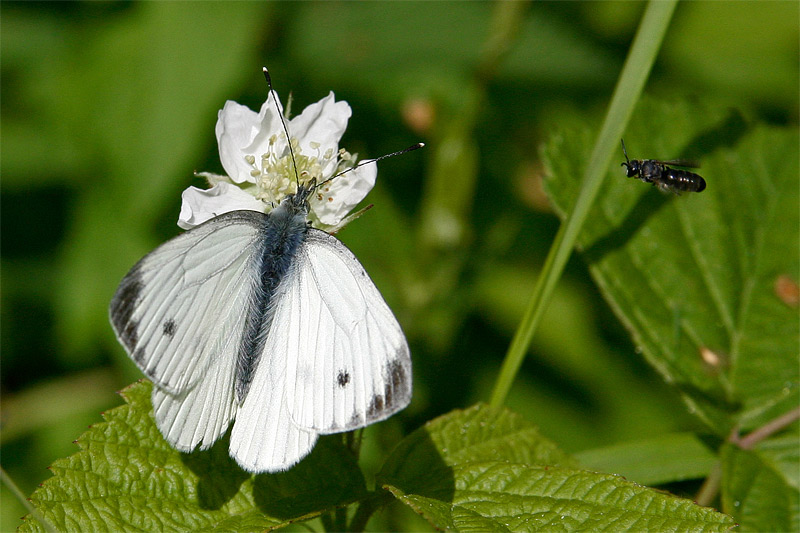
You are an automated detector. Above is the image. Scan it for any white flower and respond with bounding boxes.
[179,90,377,230]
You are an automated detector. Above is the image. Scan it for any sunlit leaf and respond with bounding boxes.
[378,405,733,531]
[20,381,367,532]
[387,463,734,532]
[380,404,734,531]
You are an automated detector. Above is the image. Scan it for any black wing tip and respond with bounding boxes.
[364,355,412,422]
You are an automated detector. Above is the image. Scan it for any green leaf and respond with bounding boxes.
[756,433,800,492]
[378,404,574,518]
[20,381,367,532]
[542,97,800,435]
[575,432,717,486]
[385,462,734,532]
[721,437,800,532]
[380,405,733,531]
[380,404,576,489]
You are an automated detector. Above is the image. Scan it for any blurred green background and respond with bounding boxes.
[2,1,797,529]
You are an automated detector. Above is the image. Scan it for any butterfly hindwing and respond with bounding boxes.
[110,205,411,471]
[151,354,239,452]
[228,305,318,471]
[282,229,412,434]
[110,211,268,451]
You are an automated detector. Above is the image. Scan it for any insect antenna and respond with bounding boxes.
[620,139,631,167]
[263,67,423,197]
[316,142,425,190]
[263,67,301,189]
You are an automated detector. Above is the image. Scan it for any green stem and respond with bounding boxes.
[736,406,800,450]
[489,0,679,407]
[1,467,60,533]
[348,491,393,532]
[695,461,723,508]
[696,406,800,507]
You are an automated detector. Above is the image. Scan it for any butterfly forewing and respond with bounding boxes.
[110,212,264,394]
[282,230,412,433]
[110,200,412,472]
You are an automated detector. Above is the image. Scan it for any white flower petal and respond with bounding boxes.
[178,182,265,229]
[216,94,285,184]
[248,92,287,156]
[216,101,260,183]
[310,161,377,226]
[200,86,377,230]
[289,92,350,167]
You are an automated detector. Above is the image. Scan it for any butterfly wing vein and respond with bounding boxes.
[109,212,411,472]
[109,213,264,450]
[283,230,412,433]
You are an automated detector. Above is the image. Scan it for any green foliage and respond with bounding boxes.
[543,98,798,431]
[3,1,797,531]
[720,432,800,533]
[21,387,734,532]
[575,432,717,487]
[542,97,799,529]
[21,381,367,532]
[386,464,733,532]
[380,405,732,531]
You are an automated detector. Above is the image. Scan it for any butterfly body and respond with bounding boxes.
[109,184,411,472]
[236,189,310,401]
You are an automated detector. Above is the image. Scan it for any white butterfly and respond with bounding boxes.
[109,179,412,472]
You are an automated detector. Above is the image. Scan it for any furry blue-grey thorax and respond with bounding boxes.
[234,182,316,401]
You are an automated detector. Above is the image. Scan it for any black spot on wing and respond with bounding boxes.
[162,319,177,337]
[337,370,350,388]
[367,394,385,419]
[366,359,409,421]
[110,268,144,349]
[384,359,407,409]
[133,347,146,365]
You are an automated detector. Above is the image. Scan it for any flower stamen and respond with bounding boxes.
[241,136,359,207]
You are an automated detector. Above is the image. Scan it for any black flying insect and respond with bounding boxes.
[620,139,706,194]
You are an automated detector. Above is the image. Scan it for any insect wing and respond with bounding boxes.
[230,229,411,473]
[283,229,412,433]
[228,306,318,472]
[109,211,265,450]
[655,159,700,169]
[151,353,240,452]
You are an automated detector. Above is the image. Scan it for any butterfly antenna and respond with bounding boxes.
[317,142,425,189]
[263,67,300,188]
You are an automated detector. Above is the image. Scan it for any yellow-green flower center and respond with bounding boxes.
[244,134,357,206]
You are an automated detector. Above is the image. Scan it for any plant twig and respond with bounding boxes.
[696,407,800,506]
[734,406,800,450]
[695,461,723,508]
[348,492,393,532]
